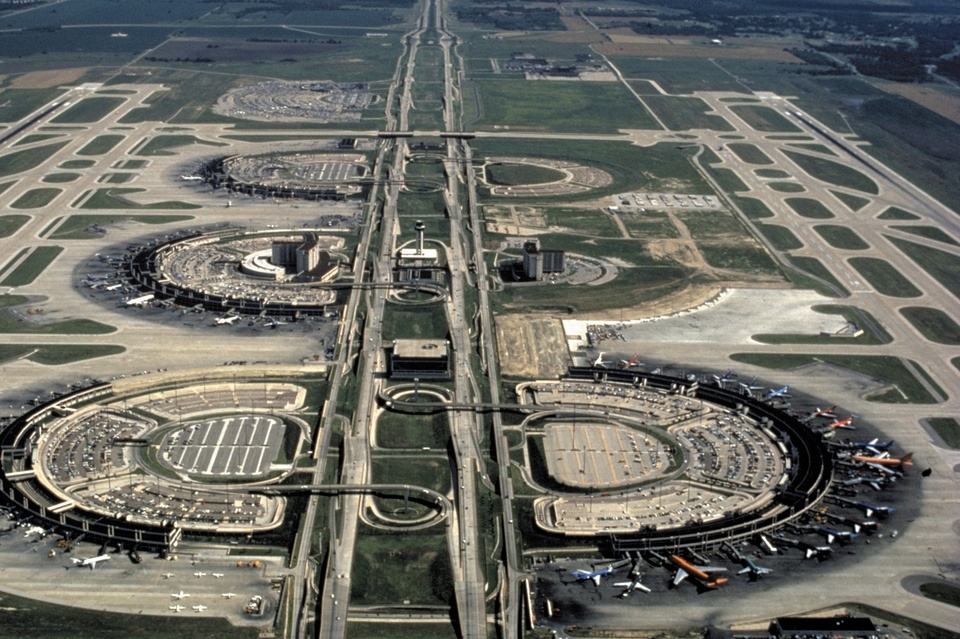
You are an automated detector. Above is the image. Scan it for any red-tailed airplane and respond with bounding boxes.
[824,416,855,430]
[619,354,642,369]
[851,452,913,468]
[669,555,728,589]
[807,405,836,420]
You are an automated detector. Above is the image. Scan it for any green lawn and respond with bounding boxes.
[887,236,960,301]
[640,95,734,131]
[925,418,960,449]
[767,181,805,193]
[756,223,803,251]
[878,206,920,220]
[134,134,226,156]
[786,255,849,297]
[0,87,66,123]
[785,197,835,219]
[76,134,125,156]
[0,344,125,366]
[732,196,775,219]
[473,79,658,133]
[729,105,801,132]
[10,188,61,209]
[899,306,960,345]
[0,141,70,178]
[813,225,870,250]
[485,162,565,186]
[50,97,124,123]
[848,257,922,297]
[80,188,201,210]
[0,246,64,286]
[42,172,81,183]
[831,190,871,211]
[59,159,96,169]
[0,215,30,238]
[891,226,958,246]
[728,143,773,165]
[783,149,878,194]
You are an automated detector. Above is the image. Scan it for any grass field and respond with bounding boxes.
[59,159,96,169]
[101,172,135,184]
[729,105,801,132]
[786,255,849,297]
[13,133,63,146]
[900,307,960,345]
[831,190,871,211]
[80,188,201,210]
[891,226,958,246]
[620,209,681,239]
[887,236,960,301]
[728,143,773,165]
[42,172,81,183]
[756,223,803,251]
[0,295,115,334]
[473,79,658,133]
[50,96,124,123]
[0,246,63,286]
[699,243,780,275]
[76,134,125,156]
[0,215,30,238]
[0,343,125,365]
[0,88,66,123]
[848,257,922,297]
[10,187,61,209]
[732,196,775,219]
[485,162,565,186]
[0,141,69,178]
[134,134,226,156]
[544,208,621,237]
[381,302,448,341]
[814,225,870,250]
[878,206,920,220]
[376,410,449,449]
[783,150,879,194]
[925,418,960,449]
[48,214,194,239]
[785,197,835,219]
[728,353,941,403]
[611,56,747,94]
[350,530,451,606]
[767,182,805,193]
[787,142,835,156]
[640,95,734,131]
[755,168,791,178]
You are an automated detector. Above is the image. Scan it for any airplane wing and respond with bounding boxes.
[591,575,602,586]
[634,582,651,593]
[694,565,727,573]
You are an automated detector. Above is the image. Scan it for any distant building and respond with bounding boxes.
[397,220,444,284]
[522,238,565,281]
[268,233,339,282]
[389,339,450,380]
[770,617,877,639]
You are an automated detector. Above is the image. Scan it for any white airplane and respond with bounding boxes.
[265,318,287,328]
[180,175,202,181]
[614,575,651,597]
[169,604,185,613]
[171,591,191,600]
[192,605,208,612]
[71,554,111,569]
[125,294,154,307]
[194,571,206,578]
[570,565,614,586]
[162,572,174,579]
[222,592,236,598]
[214,315,240,326]
[212,572,224,578]
[592,352,612,368]
[765,385,790,399]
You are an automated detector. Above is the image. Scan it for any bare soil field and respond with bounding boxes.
[9,68,89,88]
[495,315,569,379]
[878,81,960,126]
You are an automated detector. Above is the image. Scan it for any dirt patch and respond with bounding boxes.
[495,315,570,379]
[572,281,724,321]
[647,239,704,269]
[9,68,89,88]
[594,41,803,63]
[878,81,960,126]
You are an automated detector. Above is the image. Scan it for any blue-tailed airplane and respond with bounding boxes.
[765,385,790,400]
[570,565,614,585]
[818,526,857,543]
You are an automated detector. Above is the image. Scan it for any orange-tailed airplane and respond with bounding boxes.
[825,416,855,430]
[669,555,728,589]
[851,452,913,470]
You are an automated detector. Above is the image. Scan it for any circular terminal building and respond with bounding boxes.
[128,228,343,317]
[0,369,319,553]
[517,367,833,552]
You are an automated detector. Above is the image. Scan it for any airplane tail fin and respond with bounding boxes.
[901,452,914,465]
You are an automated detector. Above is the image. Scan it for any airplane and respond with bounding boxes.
[818,526,857,543]
[192,605,208,612]
[803,405,837,422]
[823,512,876,534]
[570,565,614,586]
[853,501,894,517]
[125,294,154,307]
[71,554,110,569]
[737,557,772,579]
[855,439,895,453]
[592,352,612,368]
[851,452,913,470]
[824,416,855,430]
[669,555,728,589]
[169,605,186,613]
[162,572,174,579]
[619,354,642,369]
[214,315,240,326]
[711,369,735,387]
[757,533,779,554]
[765,385,790,400]
[171,591,191,600]
[798,542,833,560]
[222,592,236,598]
[265,318,288,328]
[180,175,203,181]
[212,572,224,578]
[614,574,651,597]
[737,379,764,398]
[839,476,892,491]
[194,571,207,578]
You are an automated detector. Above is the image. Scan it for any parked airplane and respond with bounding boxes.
[765,385,790,399]
[738,557,772,579]
[194,571,206,578]
[265,318,288,328]
[180,175,202,181]
[592,352,612,368]
[803,405,837,422]
[757,533,779,554]
[171,591,191,600]
[222,592,236,598]
[852,452,913,470]
[169,605,185,613]
[738,379,764,398]
[825,416,855,430]
[192,605,208,612]
[71,554,110,569]
[818,526,857,543]
[853,501,894,517]
[570,565,614,586]
[669,555,728,589]
[214,315,240,326]
[212,572,224,578]
[855,439,895,453]
[125,294,154,307]
[619,354,642,369]
[824,512,876,534]
[798,542,833,560]
[614,574,651,597]
[711,369,735,387]
[162,572,174,579]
